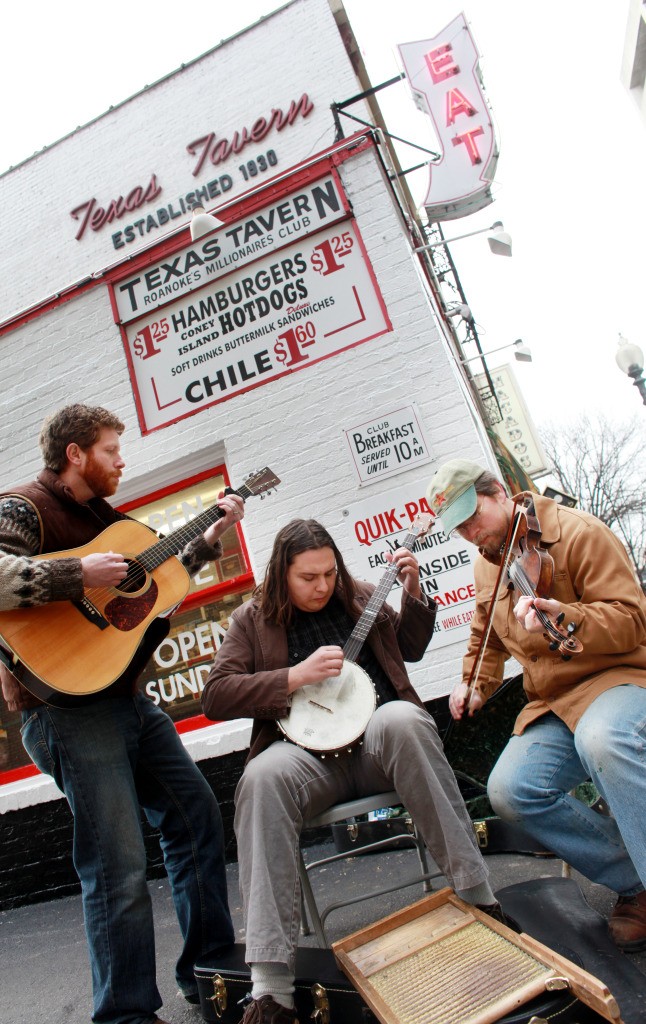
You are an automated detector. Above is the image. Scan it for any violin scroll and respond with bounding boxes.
[546,615,582,660]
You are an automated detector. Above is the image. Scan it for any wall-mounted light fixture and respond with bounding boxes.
[445,303,472,321]
[415,220,512,257]
[461,339,532,364]
[190,204,224,240]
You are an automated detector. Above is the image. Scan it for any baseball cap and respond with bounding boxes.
[426,459,486,537]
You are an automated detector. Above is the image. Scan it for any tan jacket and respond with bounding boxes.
[463,493,646,734]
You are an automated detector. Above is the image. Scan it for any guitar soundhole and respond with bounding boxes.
[116,559,148,594]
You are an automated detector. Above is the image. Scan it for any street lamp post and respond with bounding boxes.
[615,335,646,406]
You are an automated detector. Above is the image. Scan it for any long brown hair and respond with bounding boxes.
[258,519,358,626]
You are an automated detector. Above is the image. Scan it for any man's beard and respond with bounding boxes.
[477,509,512,558]
[83,453,120,498]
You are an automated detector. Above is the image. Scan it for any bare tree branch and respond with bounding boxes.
[539,414,646,591]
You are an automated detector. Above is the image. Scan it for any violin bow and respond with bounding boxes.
[462,497,524,713]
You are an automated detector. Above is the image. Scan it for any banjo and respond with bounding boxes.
[278,514,432,755]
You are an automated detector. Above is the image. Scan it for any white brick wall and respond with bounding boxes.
[0,0,496,806]
[1,0,364,318]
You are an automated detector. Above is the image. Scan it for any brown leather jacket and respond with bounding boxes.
[202,583,437,761]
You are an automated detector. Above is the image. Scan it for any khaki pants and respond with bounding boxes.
[234,701,488,969]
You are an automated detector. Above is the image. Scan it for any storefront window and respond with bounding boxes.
[124,470,250,597]
[0,465,254,783]
[137,587,253,723]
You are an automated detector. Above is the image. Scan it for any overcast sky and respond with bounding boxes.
[2,0,644,432]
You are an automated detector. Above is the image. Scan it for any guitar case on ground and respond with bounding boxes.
[193,941,601,1023]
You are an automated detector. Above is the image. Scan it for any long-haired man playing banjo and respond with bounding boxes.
[202,517,501,1024]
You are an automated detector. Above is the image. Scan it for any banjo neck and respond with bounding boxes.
[343,515,431,663]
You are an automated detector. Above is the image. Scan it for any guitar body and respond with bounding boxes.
[279,661,377,754]
[0,520,189,699]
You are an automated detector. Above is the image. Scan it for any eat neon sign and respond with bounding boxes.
[398,13,499,220]
[424,42,483,166]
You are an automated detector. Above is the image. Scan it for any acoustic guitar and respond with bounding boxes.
[0,468,279,705]
[278,513,432,754]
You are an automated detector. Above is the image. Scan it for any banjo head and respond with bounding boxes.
[278,661,376,754]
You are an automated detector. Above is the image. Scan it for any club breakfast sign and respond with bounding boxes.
[112,175,391,432]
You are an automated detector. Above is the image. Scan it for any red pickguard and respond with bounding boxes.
[105,579,159,631]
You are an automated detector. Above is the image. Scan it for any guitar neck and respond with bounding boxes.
[343,530,420,663]
[137,485,250,572]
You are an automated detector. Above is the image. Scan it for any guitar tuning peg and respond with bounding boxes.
[555,612,565,626]
[567,622,577,635]
[548,641,559,651]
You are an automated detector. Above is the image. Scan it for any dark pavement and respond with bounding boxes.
[2,841,645,1024]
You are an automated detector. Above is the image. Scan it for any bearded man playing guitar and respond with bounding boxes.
[0,403,244,1024]
[202,518,501,1024]
[427,458,646,954]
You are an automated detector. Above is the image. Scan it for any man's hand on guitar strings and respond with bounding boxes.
[81,551,129,588]
[203,491,245,546]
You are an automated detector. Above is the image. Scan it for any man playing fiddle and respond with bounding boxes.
[426,459,646,950]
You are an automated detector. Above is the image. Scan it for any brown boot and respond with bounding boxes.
[609,891,646,950]
[240,995,299,1024]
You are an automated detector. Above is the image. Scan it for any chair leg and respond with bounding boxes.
[411,822,434,893]
[297,847,328,947]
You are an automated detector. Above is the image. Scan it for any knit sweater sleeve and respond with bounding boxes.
[0,498,84,610]
[178,534,224,577]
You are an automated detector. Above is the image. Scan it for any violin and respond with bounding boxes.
[463,494,582,712]
[507,497,583,659]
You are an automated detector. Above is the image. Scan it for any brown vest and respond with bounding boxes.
[7,468,124,553]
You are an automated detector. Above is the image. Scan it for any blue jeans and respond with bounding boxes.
[488,684,646,895]
[21,693,234,1024]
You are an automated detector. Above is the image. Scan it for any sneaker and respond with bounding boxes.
[609,891,646,951]
[239,994,299,1023]
[476,902,521,932]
